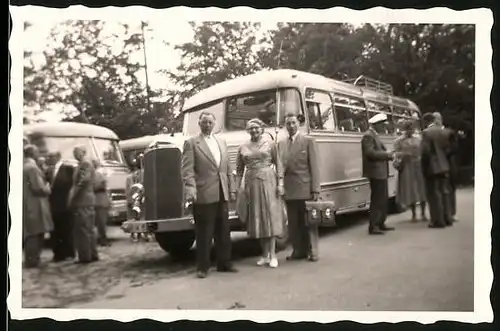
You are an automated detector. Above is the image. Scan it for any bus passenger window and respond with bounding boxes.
[366,101,393,135]
[333,94,368,133]
[304,89,335,132]
[226,90,277,130]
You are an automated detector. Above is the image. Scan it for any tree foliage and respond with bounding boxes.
[23,20,173,139]
[164,21,265,108]
[24,21,474,165]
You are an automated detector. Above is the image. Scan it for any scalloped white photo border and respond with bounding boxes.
[8,5,494,324]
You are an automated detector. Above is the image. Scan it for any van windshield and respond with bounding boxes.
[93,138,125,166]
[35,136,125,167]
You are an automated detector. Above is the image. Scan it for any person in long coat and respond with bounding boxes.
[236,118,284,268]
[23,144,54,268]
[92,159,112,246]
[393,120,428,222]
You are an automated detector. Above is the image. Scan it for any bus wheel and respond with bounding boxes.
[155,231,195,258]
[388,197,405,214]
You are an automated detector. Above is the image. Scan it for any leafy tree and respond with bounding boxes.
[23,20,173,139]
[164,21,265,109]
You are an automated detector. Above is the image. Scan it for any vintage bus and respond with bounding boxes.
[24,122,130,223]
[120,69,421,256]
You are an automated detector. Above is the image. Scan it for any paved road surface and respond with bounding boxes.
[68,188,474,311]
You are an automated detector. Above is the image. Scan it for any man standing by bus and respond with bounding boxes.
[182,111,237,278]
[421,113,453,228]
[68,145,99,264]
[280,112,321,262]
[362,113,395,235]
[433,112,459,222]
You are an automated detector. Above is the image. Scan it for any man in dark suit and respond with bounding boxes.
[362,113,395,235]
[68,145,99,264]
[47,151,76,262]
[182,111,237,278]
[279,113,321,261]
[433,112,459,221]
[421,113,453,228]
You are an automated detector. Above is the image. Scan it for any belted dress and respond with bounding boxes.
[236,138,284,239]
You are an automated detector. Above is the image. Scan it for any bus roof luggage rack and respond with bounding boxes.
[343,75,394,95]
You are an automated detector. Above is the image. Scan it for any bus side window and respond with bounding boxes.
[278,88,305,127]
[366,100,393,135]
[333,94,367,133]
[305,89,335,132]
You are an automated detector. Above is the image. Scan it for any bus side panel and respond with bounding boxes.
[312,134,370,213]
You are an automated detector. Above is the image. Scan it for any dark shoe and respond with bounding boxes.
[307,255,319,262]
[286,253,307,261]
[428,223,445,229]
[91,256,99,262]
[217,265,238,273]
[196,271,208,278]
[52,257,66,263]
[380,225,395,231]
[369,228,384,235]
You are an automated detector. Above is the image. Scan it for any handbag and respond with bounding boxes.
[304,199,336,227]
[393,157,405,172]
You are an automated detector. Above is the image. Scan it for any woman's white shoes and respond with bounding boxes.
[256,257,279,268]
[256,257,270,266]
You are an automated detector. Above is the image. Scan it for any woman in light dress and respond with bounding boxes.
[394,120,428,222]
[236,118,284,268]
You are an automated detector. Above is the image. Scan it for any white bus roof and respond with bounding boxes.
[24,122,120,140]
[182,69,419,113]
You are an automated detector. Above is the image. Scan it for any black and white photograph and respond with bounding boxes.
[8,5,493,324]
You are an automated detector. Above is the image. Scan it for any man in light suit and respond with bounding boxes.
[23,145,54,268]
[279,113,321,262]
[68,145,99,264]
[361,113,395,235]
[421,113,453,228]
[182,111,237,278]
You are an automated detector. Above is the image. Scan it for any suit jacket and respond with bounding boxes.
[94,169,111,208]
[361,129,392,180]
[182,134,235,204]
[23,157,53,239]
[421,125,450,176]
[70,159,96,208]
[48,163,74,215]
[278,133,321,200]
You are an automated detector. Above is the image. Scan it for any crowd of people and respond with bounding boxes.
[183,110,460,278]
[362,111,459,234]
[22,144,111,269]
[22,110,460,273]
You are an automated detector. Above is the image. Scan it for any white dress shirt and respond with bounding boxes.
[203,134,221,168]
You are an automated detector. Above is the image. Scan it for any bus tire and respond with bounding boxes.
[388,196,405,214]
[155,231,195,258]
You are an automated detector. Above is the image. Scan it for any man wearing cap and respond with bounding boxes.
[362,113,395,235]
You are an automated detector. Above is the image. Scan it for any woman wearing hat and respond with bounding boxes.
[236,118,284,268]
[393,120,428,222]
